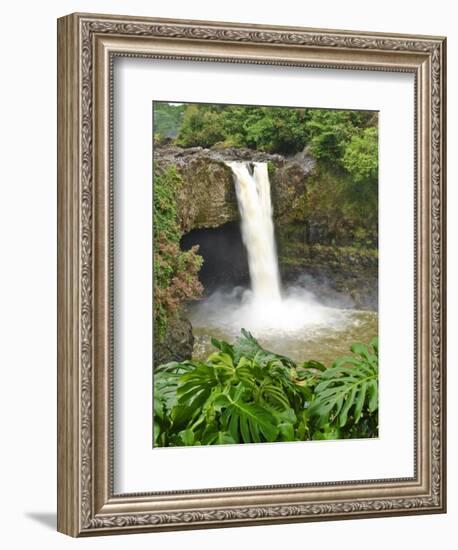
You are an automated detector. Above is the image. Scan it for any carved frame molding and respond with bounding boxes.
[57,13,446,536]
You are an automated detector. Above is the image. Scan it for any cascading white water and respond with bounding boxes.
[226,161,281,302]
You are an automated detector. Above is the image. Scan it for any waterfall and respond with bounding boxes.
[188,160,355,349]
[226,162,281,302]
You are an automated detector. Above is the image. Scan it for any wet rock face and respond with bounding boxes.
[154,145,315,232]
[176,157,238,232]
[276,231,379,311]
[154,314,194,368]
[271,162,310,222]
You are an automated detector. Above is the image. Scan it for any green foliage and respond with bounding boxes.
[267,160,276,177]
[153,165,203,343]
[176,104,226,148]
[154,102,186,139]
[304,111,378,231]
[215,387,280,443]
[304,163,378,243]
[306,110,373,164]
[153,164,181,242]
[306,110,355,163]
[342,127,378,184]
[174,103,377,166]
[224,106,310,154]
[309,338,378,431]
[176,104,310,154]
[153,331,378,446]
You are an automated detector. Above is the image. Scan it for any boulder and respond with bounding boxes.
[154,314,194,368]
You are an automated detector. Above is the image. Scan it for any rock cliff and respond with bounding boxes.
[154,145,315,232]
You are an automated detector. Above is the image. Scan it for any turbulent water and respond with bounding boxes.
[187,287,378,365]
[187,161,378,366]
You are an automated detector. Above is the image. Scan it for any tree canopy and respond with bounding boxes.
[154,102,378,181]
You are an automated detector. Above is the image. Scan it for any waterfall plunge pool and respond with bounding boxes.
[186,286,378,366]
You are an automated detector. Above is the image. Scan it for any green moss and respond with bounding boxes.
[267,160,276,177]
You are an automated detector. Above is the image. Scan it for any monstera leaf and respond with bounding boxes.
[154,332,379,446]
[214,385,279,443]
[309,338,378,428]
[154,361,194,412]
[230,329,297,368]
[168,362,220,429]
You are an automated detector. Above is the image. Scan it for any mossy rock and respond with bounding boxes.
[154,314,194,368]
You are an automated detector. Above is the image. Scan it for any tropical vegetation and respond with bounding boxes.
[153,165,203,343]
[154,330,379,446]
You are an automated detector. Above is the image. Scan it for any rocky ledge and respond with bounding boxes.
[154,144,315,233]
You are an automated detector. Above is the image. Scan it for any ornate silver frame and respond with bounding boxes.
[57,12,446,536]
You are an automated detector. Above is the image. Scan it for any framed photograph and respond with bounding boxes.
[57,13,446,536]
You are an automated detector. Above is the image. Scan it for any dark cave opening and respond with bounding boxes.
[180,221,249,295]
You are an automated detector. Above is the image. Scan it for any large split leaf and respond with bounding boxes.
[154,361,193,412]
[231,329,297,369]
[153,331,379,446]
[215,385,279,443]
[309,340,378,428]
